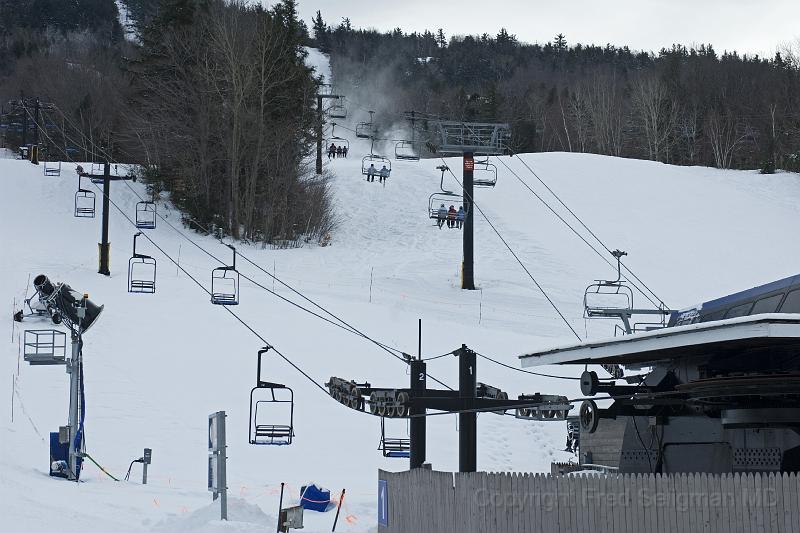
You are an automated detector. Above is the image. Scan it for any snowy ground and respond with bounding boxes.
[2,87,800,532]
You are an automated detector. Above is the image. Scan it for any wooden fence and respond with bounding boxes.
[378,469,800,533]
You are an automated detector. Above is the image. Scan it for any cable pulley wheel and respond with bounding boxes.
[580,399,599,434]
[348,386,361,409]
[395,392,410,417]
[580,370,599,396]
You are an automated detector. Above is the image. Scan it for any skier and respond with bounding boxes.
[447,205,457,228]
[328,144,336,159]
[456,206,465,229]
[342,146,348,158]
[367,164,377,182]
[436,204,447,229]
[336,146,343,158]
[379,165,390,184]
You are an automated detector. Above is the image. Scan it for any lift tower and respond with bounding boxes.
[434,122,510,290]
[316,92,344,175]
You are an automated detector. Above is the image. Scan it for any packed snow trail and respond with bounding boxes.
[2,120,800,531]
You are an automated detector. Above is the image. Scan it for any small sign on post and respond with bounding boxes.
[463,155,474,172]
[378,479,389,527]
[142,448,151,485]
[208,411,227,520]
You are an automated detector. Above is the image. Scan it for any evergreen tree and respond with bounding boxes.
[554,33,567,54]
[436,28,446,48]
[311,10,329,52]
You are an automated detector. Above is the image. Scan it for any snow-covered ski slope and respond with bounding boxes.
[3,86,800,533]
[2,144,800,533]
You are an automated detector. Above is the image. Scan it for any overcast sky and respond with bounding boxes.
[284,0,799,56]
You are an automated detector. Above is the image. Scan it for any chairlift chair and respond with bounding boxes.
[326,137,350,152]
[582,249,669,337]
[43,160,61,177]
[249,347,294,446]
[355,122,373,139]
[378,417,410,458]
[328,99,347,120]
[74,175,96,218]
[473,159,498,187]
[428,192,463,219]
[128,232,156,294]
[325,123,349,152]
[90,162,105,184]
[211,245,240,305]
[135,201,157,230]
[395,140,420,161]
[583,250,633,318]
[362,155,392,178]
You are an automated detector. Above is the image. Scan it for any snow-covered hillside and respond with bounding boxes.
[2,77,800,532]
[2,143,799,531]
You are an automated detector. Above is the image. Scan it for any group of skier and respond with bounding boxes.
[366,163,391,184]
[436,204,465,229]
[328,143,348,159]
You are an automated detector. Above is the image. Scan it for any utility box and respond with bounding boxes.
[278,505,304,532]
[49,432,68,478]
[58,426,70,444]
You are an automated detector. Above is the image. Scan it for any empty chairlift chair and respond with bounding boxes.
[90,162,105,184]
[43,160,61,176]
[135,201,157,230]
[128,232,156,294]
[473,159,498,187]
[74,175,96,218]
[378,417,410,458]
[395,140,420,161]
[328,98,347,120]
[211,245,240,305]
[355,110,375,139]
[249,347,294,445]
[355,122,373,139]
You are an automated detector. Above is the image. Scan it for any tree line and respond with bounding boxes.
[0,0,334,247]
[311,14,800,173]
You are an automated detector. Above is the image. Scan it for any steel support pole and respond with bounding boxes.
[99,161,111,275]
[462,152,475,290]
[67,333,81,479]
[316,95,324,175]
[458,345,477,472]
[31,98,40,164]
[410,358,427,469]
[21,97,27,148]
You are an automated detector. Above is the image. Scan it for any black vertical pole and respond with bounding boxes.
[409,358,426,469]
[99,161,111,275]
[462,152,475,290]
[276,482,285,533]
[31,98,40,165]
[458,344,477,472]
[316,94,324,175]
[21,97,28,149]
[33,98,40,145]
[418,318,422,359]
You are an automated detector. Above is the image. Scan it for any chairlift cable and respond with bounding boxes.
[440,159,582,341]
[493,156,662,310]
[507,154,667,310]
[30,111,333,400]
[474,352,581,380]
[40,106,456,390]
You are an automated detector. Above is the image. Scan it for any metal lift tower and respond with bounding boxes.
[434,122,510,290]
